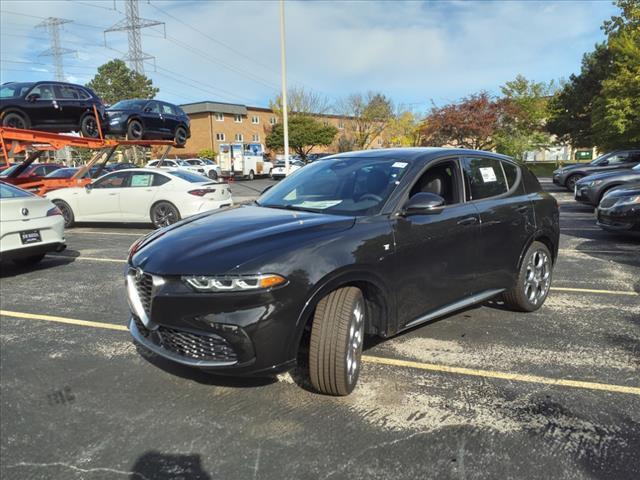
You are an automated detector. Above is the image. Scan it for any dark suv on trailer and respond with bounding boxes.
[553,149,640,190]
[0,81,105,137]
[105,99,191,147]
[126,148,559,395]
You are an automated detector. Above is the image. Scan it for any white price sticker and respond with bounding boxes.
[392,162,408,168]
[479,167,497,183]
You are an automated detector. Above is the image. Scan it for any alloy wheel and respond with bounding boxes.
[153,204,177,227]
[523,249,551,305]
[83,117,98,138]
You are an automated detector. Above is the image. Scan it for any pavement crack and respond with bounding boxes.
[6,461,151,479]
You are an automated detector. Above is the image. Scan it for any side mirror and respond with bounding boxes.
[26,93,40,102]
[85,183,93,191]
[402,192,445,215]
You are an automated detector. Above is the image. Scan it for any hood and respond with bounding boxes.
[604,183,640,198]
[576,169,640,185]
[132,205,356,275]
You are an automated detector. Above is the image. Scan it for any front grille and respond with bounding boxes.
[133,318,237,362]
[134,272,154,317]
[599,197,618,209]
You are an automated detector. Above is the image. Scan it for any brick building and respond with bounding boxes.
[179,101,387,157]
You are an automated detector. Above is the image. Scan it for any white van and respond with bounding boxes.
[218,143,273,180]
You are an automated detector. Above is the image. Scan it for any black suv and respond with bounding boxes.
[105,99,191,147]
[126,148,559,395]
[552,149,640,190]
[0,81,105,137]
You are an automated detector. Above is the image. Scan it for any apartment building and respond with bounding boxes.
[179,101,386,157]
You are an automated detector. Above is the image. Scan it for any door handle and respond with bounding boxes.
[457,216,478,226]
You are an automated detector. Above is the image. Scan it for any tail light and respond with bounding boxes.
[188,188,217,197]
[47,206,62,216]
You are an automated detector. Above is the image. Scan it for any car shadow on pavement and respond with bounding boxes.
[71,222,152,230]
[0,250,80,278]
[130,451,211,480]
[135,344,278,389]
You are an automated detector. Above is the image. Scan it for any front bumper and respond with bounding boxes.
[596,206,640,234]
[574,185,597,205]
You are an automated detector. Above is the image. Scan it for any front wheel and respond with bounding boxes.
[151,201,181,228]
[565,174,582,191]
[53,200,74,228]
[127,119,143,140]
[503,241,553,312]
[309,287,365,396]
[2,112,29,129]
[80,114,99,138]
[247,170,255,181]
[174,126,188,147]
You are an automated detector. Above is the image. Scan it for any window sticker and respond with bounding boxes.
[297,200,342,209]
[479,167,497,183]
[392,162,408,168]
[131,174,153,187]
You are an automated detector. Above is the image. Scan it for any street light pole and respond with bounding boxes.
[279,0,289,174]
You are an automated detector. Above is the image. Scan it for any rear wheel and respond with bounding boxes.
[174,126,188,147]
[2,111,29,129]
[503,241,552,312]
[151,201,181,228]
[127,119,143,140]
[80,114,99,138]
[13,254,45,266]
[247,170,255,181]
[207,169,218,180]
[565,174,582,191]
[309,287,365,396]
[53,200,74,228]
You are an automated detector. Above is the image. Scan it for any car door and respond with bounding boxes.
[25,84,63,127]
[141,101,163,137]
[392,157,481,328]
[461,156,536,290]
[52,84,84,128]
[76,171,130,221]
[117,171,166,221]
[160,102,179,138]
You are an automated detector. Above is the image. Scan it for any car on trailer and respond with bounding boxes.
[0,163,63,186]
[0,181,66,265]
[0,81,105,138]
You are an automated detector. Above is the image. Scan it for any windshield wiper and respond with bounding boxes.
[260,203,323,213]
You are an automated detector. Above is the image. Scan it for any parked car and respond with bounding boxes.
[106,162,138,172]
[306,153,335,162]
[0,181,66,265]
[0,81,105,137]
[125,148,559,396]
[0,163,62,186]
[574,164,640,205]
[595,183,640,236]
[183,158,221,180]
[42,165,114,180]
[46,168,233,228]
[105,99,191,147]
[553,150,640,190]
[270,160,305,179]
[146,159,207,177]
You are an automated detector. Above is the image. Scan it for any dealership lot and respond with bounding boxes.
[1,179,638,479]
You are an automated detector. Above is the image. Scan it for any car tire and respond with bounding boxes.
[174,126,188,147]
[207,170,218,180]
[309,286,365,396]
[53,200,75,228]
[565,174,582,191]
[503,241,553,312]
[2,111,30,130]
[127,119,144,140]
[269,168,273,178]
[13,254,45,266]
[151,201,181,228]
[248,170,255,181]
[80,114,100,138]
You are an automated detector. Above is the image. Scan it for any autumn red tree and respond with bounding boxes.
[420,92,513,150]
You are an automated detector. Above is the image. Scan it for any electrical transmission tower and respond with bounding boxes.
[36,18,76,81]
[104,0,165,74]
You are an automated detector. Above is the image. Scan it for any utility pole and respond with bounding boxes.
[279,0,290,173]
[36,18,76,81]
[104,0,165,74]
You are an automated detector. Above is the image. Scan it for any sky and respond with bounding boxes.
[0,0,619,112]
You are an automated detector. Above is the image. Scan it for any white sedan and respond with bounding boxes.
[0,182,66,265]
[271,160,305,180]
[146,159,208,177]
[45,168,234,228]
[183,158,222,180]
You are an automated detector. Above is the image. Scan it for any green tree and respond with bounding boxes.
[86,59,158,105]
[266,116,338,160]
[387,110,423,147]
[197,148,217,161]
[341,92,394,149]
[494,75,556,160]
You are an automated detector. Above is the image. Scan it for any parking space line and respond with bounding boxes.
[49,254,125,263]
[0,310,128,331]
[67,230,145,236]
[550,286,638,296]
[2,309,639,396]
[559,249,637,255]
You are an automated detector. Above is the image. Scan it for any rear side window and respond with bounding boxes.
[462,157,508,201]
[161,104,175,115]
[153,174,171,186]
[502,161,519,189]
[168,170,208,183]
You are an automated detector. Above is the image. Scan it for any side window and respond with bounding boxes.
[146,102,160,114]
[409,159,461,205]
[162,103,175,115]
[129,172,154,187]
[93,172,129,189]
[29,84,54,100]
[54,85,79,100]
[75,87,91,100]
[462,157,508,201]
[607,153,628,165]
[502,161,519,189]
[160,160,176,167]
[32,166,46,176]
[153,174,171,186]
[628,152,640,162]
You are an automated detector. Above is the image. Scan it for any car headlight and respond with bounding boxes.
[588,180,603,187]
[615,195,640,206]
[182,274,287,292]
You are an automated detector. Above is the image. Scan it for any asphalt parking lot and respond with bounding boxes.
[1,178,638,480]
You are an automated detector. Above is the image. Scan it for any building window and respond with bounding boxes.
[377,138,383,146]
[269,117,277,125]
[338,120,345,130]
[234,114,243,123]
[235,133,243,142]
[252,134,260,142]
[215,133,225,141]
[214,112,224,121]
[251,116,259,124]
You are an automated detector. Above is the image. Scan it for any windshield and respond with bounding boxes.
[176,160,191,166]
[168,170,209,183]
[45,168,77,178]
[0,82,33,99]
[0,182,33,198]
[590,152,615,165]
[0,165,19,176]
[109,100,145,110]
[257,156,410,216]
[201,159,215,165]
